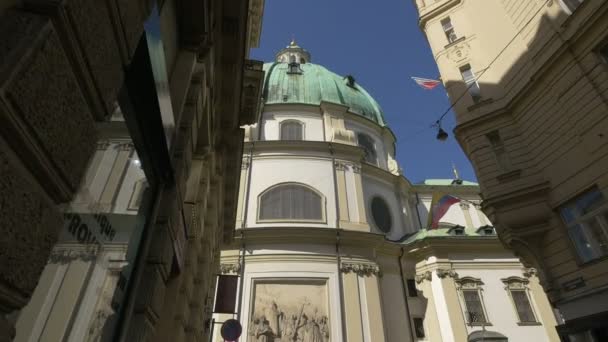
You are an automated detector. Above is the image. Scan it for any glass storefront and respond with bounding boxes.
[14,105,157,342]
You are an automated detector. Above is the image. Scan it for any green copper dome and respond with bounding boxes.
[262,61,388,126]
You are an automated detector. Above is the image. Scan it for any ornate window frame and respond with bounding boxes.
[455,276,491,326]
[501,276,540,325]
[279,119,305,141]
[256,182,327,223]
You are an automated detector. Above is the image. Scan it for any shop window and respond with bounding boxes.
[502,277,538,324]
[456,277,489,325]
[280,120,304,140]
[413,317,426,338]
[560,187,608,263]
[441,17,458,44]
[371,196,392,233]
[460,64,481,102]
[357,132,377,165]
[258,183,324,222]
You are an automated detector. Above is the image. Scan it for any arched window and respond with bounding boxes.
[357,133,377,165]
[258,183,324,221]
[280,120,303,140]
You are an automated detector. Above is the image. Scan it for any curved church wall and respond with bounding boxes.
[362,175,408,240]
[262,109,324,141]
[244,158,337,228]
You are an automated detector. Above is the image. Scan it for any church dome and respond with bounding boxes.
[262,42,387,126]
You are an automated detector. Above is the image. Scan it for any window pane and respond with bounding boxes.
[585,217,608,257]
[259,184,323,221]
[413,318,425,338]
[463,290,486,323]
[576,189,605,215]
[357,133,377,165]
[281,121,303,140]
[511,290,536,323]
[568,224,596,262]
[371,197,392,233]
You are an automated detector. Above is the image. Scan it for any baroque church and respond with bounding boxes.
[213,42,560,342]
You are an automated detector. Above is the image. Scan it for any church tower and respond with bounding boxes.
[213,42,559,342]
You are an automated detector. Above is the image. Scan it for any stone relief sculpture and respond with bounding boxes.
[249,280,330,342]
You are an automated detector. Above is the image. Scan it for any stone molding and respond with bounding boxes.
[523,268,537,278]
[220,262,242,274]
[436,268,459,279]
[340,262,381,277]
[334,160,348,171]
[415,271,432,284]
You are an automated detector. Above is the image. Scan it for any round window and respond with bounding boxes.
[371,197,392,233]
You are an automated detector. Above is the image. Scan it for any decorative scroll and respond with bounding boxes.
[523,268,537,278]
[220,262,242,274]
[340,262,381,277]
[415,271,432,284]
[436,268,459,279]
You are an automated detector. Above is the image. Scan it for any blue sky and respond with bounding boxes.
[250,0,477,184]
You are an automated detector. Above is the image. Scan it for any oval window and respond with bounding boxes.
[371,197,392,233]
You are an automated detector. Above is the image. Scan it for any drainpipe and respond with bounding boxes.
[241,142,254,229]
[236,229,246,322]
[399,247,417,342]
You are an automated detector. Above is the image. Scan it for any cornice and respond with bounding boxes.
[231,227,388,249]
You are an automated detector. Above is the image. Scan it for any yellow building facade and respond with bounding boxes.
[413,0,608,340]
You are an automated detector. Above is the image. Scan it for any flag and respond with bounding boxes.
[411,77,442,90]
[427,193,461,229]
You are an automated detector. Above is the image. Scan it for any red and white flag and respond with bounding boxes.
[411,77,442,90]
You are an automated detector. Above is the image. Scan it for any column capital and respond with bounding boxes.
[340,262,381,277]
[415,271,432,284]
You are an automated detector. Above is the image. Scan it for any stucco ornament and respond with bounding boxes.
[220,262,242,274]
[523,267,537,278]
[446,41,471,63]
[415,271,432,284]
[436,268,459,279]
[387,155,401,175]
[340,262,381,277]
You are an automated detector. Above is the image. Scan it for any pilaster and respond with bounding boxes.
[436,268,468,342]
[363,275,386,342]
[524,269,560,342]
[414,272,442,342]
[341,272,364,342]
[335,161,352,228]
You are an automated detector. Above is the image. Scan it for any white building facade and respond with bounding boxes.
[214,42,560,342]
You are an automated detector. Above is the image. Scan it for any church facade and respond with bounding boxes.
[213,42,559,342]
